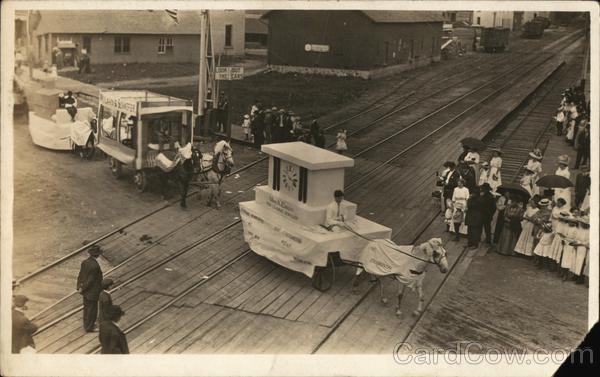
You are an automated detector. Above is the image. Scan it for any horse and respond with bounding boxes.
[158,143,201,209]
[194,141,234,209]
[351,237,449,318]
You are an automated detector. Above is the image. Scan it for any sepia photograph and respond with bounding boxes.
[1,1,597,376]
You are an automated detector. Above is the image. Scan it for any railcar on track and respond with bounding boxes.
[479,27,510,53]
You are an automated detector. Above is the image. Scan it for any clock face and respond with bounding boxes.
[282,163,298,192]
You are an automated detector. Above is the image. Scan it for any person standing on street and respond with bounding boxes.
[574,124,590,169]
[98,278,114,323]
[479,183,497,245]
[77,245,103,332]
[336,128,348,154]
[99,305,129,354]
[12,295,38,353]
[217,92,229,133]
[574,167,590,209]
[251,110,265,149]
[465,187,483,249]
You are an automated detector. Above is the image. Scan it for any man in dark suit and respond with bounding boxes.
[99,305,129,354]
[479,183,497,244]
[12,295,38,353]
[465,187,483,249]
[77,245,103,332]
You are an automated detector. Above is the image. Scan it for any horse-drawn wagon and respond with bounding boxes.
[95,90,195,192]
[239,142,449,316]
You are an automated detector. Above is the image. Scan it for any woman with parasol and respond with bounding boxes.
[496,195,525,256]
[488,148,503,192]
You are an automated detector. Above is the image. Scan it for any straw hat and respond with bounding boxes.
[490,148,502,155]
[538,198,551,206]
[481,161,490,168]
[529,150,543,160]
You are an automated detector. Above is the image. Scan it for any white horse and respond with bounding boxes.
[194,141,234,208]
[352,237,449,317]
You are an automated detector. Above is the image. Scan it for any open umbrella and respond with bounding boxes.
[497,183,531,201]
[460,137,486,152]
[536,175,573,188]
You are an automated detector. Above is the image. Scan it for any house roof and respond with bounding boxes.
[261,10,444,23]
[35,10,206,35]
[361,11,445,23]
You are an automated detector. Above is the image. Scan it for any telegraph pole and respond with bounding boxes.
[197,10,217,137]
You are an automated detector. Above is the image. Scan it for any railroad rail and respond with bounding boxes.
[14,48,528,294]
[28,36,584,353]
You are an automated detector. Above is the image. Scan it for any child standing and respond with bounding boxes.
[242,114,251,141]
[336,129,348,154]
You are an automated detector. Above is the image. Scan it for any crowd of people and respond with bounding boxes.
[437,82,590,285]
[242,100,349,154]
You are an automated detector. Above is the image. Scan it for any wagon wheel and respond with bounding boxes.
[109,157,123,179]
[134,170,148,193]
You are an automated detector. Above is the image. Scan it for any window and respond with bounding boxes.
[421,39,424,51]
[83,36,91,54]
[477,17,481,25]
[114,36,130,53]
[158,37,174,54]
[225,25,232,47]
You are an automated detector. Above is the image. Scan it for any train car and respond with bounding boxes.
[522,20,545,38]
[480,27,510,53]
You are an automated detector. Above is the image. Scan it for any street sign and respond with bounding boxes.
[304,44,330,52]
[215,66,244,80]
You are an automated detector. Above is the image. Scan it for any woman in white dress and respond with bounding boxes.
[514,198,539,256]
[559,215,579,280]
[524,149,543,195]
[548,207,569,270]
[572,215,589,283]
[532,198,553,266]
[489,149,503,192]
[554,155,572,208]
[336,129,348,154]
[478,161,490,186]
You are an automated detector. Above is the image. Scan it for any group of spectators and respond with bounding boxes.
[437,84,590,285]
[554,81,590,170]
[242,100,350,154]
[242,100,327,150]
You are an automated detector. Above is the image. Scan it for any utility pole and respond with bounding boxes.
[27,10,33,80]
[197,10,217,138]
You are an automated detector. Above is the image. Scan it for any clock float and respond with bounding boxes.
[239,142,391,279]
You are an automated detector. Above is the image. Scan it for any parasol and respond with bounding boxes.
[497,183,531,201]
[536,175,573,188]
[460,137,486,152]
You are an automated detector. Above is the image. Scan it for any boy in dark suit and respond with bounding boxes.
[99,305,129,354]
[77,245,103,332]
[12,295,38,353]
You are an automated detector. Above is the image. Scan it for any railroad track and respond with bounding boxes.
[28,35,583,353]
[14,48,526,292]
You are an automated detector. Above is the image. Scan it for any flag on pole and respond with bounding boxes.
[165,9,178,24]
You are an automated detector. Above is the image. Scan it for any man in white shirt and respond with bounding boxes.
[324,190,347,230]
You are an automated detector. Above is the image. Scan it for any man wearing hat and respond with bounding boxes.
[442,161,460,210]
[99,305,129,354]
[12,295,38,353]
[77,245,104,332]
[98,278,114,322]
[479,183,497,244]
[263,108,273,143]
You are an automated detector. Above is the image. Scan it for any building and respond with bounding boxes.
[262,10,444,77]
[32,10,245,66]
[442,11,473,25]
[472,11,514,30]
[245,10,268,48]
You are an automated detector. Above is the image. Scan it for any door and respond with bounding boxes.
[384,41,390,65]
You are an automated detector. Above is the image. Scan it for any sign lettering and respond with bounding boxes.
[215,66,244,81]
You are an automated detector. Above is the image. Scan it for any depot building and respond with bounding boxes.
[261,10,444,78]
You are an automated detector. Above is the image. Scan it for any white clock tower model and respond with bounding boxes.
[239,142,391,277]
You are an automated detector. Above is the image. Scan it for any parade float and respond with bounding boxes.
[239,142,393,285]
